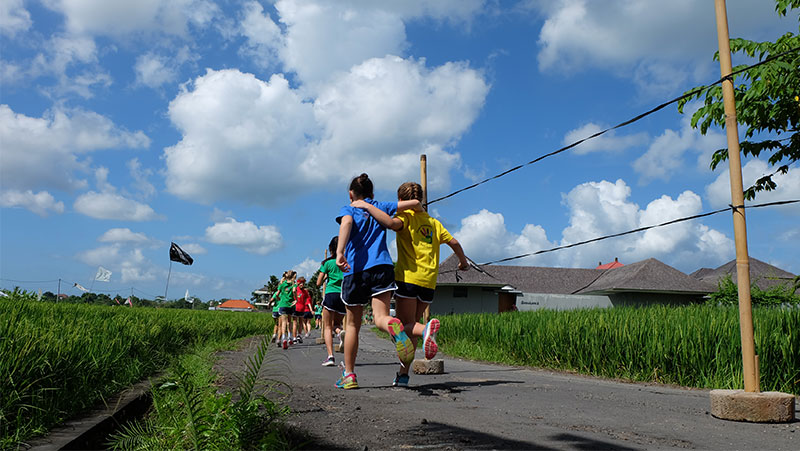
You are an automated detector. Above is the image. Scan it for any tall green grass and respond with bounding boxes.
[439,305,800,394]
[0,296,271,448]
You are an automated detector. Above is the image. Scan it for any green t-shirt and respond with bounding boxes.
[318,259,343,294]
[274,281,295,308]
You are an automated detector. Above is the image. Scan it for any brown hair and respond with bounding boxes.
[397,181,423,201]
[297,276,306,284]
[349,173,374,200]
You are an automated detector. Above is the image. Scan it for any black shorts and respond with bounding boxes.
[303,311,313,319]
[395,280,435,304]
[293,309,307,318]
[341,264,396,306]
[322,292,346,315]
[279,307,295,316]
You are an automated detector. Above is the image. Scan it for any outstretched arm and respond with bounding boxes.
[445,238,469,271]
[337,215,353,272]
[351,200,404,231]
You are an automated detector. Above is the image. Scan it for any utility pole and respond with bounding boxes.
[420,155,430,324]
[713,0,758,393]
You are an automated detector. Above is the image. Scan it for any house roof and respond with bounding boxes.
[692,258,797,291]
[596,258,624,269]
[218,299,256,310]
[439,255,715,295]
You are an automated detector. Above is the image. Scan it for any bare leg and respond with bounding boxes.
[344,305,363,374]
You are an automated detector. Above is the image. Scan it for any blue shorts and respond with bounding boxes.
[322,292,346,315]
[395,280,435,304]
[272,311,280,319]
[278,307,295,316]
[341,264,396,306]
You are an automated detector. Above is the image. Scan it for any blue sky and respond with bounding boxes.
[2,0,798,301]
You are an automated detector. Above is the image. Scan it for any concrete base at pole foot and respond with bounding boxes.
[412,359,444,374]
[315,337,325,345]
[709,389,795,423]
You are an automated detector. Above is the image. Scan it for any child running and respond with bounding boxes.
[317,236,345,367]
[293,277,312,342]
[334,173,421,389]
[271,270,297,349]
[355,181,469,387]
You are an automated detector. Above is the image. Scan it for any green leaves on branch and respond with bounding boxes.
[677,0,800,200]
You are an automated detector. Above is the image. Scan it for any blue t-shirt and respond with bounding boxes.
[337,198,397,276]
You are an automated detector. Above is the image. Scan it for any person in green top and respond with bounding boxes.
[317,237,345,367]
[271,270,297,350]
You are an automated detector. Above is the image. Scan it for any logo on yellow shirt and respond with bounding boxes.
[419,226,433,244]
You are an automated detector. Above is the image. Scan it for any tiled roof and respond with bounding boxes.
[693,258,797,291]
[218,299,255,310]
[439,255,714,295]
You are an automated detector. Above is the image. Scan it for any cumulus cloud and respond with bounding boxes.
[451,179,733,271]
[1,0,32,37]
[204,217,283,255]
[562,122,648,155]
[164,59,488,205]
[293,257,321,280]
[74,191,162,221]
[632,109,725,184]
[44,0,219,37]
[0,104,149,193]
[532,0,791,93]
[0,189,65,217]
[98,228,152,244]
[179,243,207,255]
[126,158,156,200]
[134,46,195,89]
[706,160,800,211]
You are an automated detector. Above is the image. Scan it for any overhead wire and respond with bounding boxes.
[439,199,800,275]
[427,45,800,206]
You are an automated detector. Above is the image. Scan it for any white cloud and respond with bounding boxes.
[452,179,733,271]
[302,56,489,191]
[98,228,151,244]
[44,0,219,37]
[0,189,65,217]
[74,191,162,221]
[533,0,791,92]
[0,105,149,193]
[164,59,488,205]
[293,257,321,280]
[632,109,725,184]
[134,46,195,89]
[179,243,207,255]
[0,0,32,37]
[204,217,283,255]
[562,122,648,155]
[126,158,156,199]
[706,160,800,211]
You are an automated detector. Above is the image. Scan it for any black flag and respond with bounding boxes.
[169,242,194,266]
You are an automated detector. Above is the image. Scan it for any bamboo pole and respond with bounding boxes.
[420,155,431,325]
[713,0,759,392]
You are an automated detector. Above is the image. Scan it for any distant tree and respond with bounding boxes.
[678,0,800,200]
[307,270,323,305]
[42,291,56,302]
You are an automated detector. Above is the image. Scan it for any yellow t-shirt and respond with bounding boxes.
[394,209,453,289]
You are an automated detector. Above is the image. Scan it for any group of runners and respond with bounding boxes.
[270,173,470,389]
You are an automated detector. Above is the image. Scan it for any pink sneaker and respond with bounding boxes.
[422,318,440,360]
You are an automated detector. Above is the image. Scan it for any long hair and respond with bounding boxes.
[349,173,374,200]
[323,236,338,262]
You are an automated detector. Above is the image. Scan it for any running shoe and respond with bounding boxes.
[422,318,440,360]
[335,329,345,353]
[297,336,303,344]
[387,318,415,367]
[392,372,409,387]
[335,373,358,389]
[321,355,335,367]
[282,339,288,350]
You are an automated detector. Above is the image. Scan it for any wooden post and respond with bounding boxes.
[420,155,431,324]
[713,0,759,392]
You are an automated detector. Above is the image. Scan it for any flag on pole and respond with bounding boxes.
[74,282,89,292]
[169,242,194,266]
[95,266,112,282]
[114,297,121,305]
[125,297,133,307]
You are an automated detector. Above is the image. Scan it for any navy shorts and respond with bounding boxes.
[293,309,307,318]
[272,311,280,319]
[322,292,346,315]
[302,311,313,319]
[341,264,396,306]
[278,307,295,316]
[395,280,435,304]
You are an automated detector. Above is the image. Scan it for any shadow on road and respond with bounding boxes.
[409,379,526,396]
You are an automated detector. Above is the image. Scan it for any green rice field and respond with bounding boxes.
[1,296,272,448]
[439,305,800,395]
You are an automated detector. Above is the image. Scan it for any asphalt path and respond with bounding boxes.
[218,329,799,450]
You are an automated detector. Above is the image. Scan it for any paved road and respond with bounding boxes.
[219,329,799,450]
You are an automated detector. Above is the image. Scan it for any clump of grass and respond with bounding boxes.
[0,293,272,449]
[439,305,800,394]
